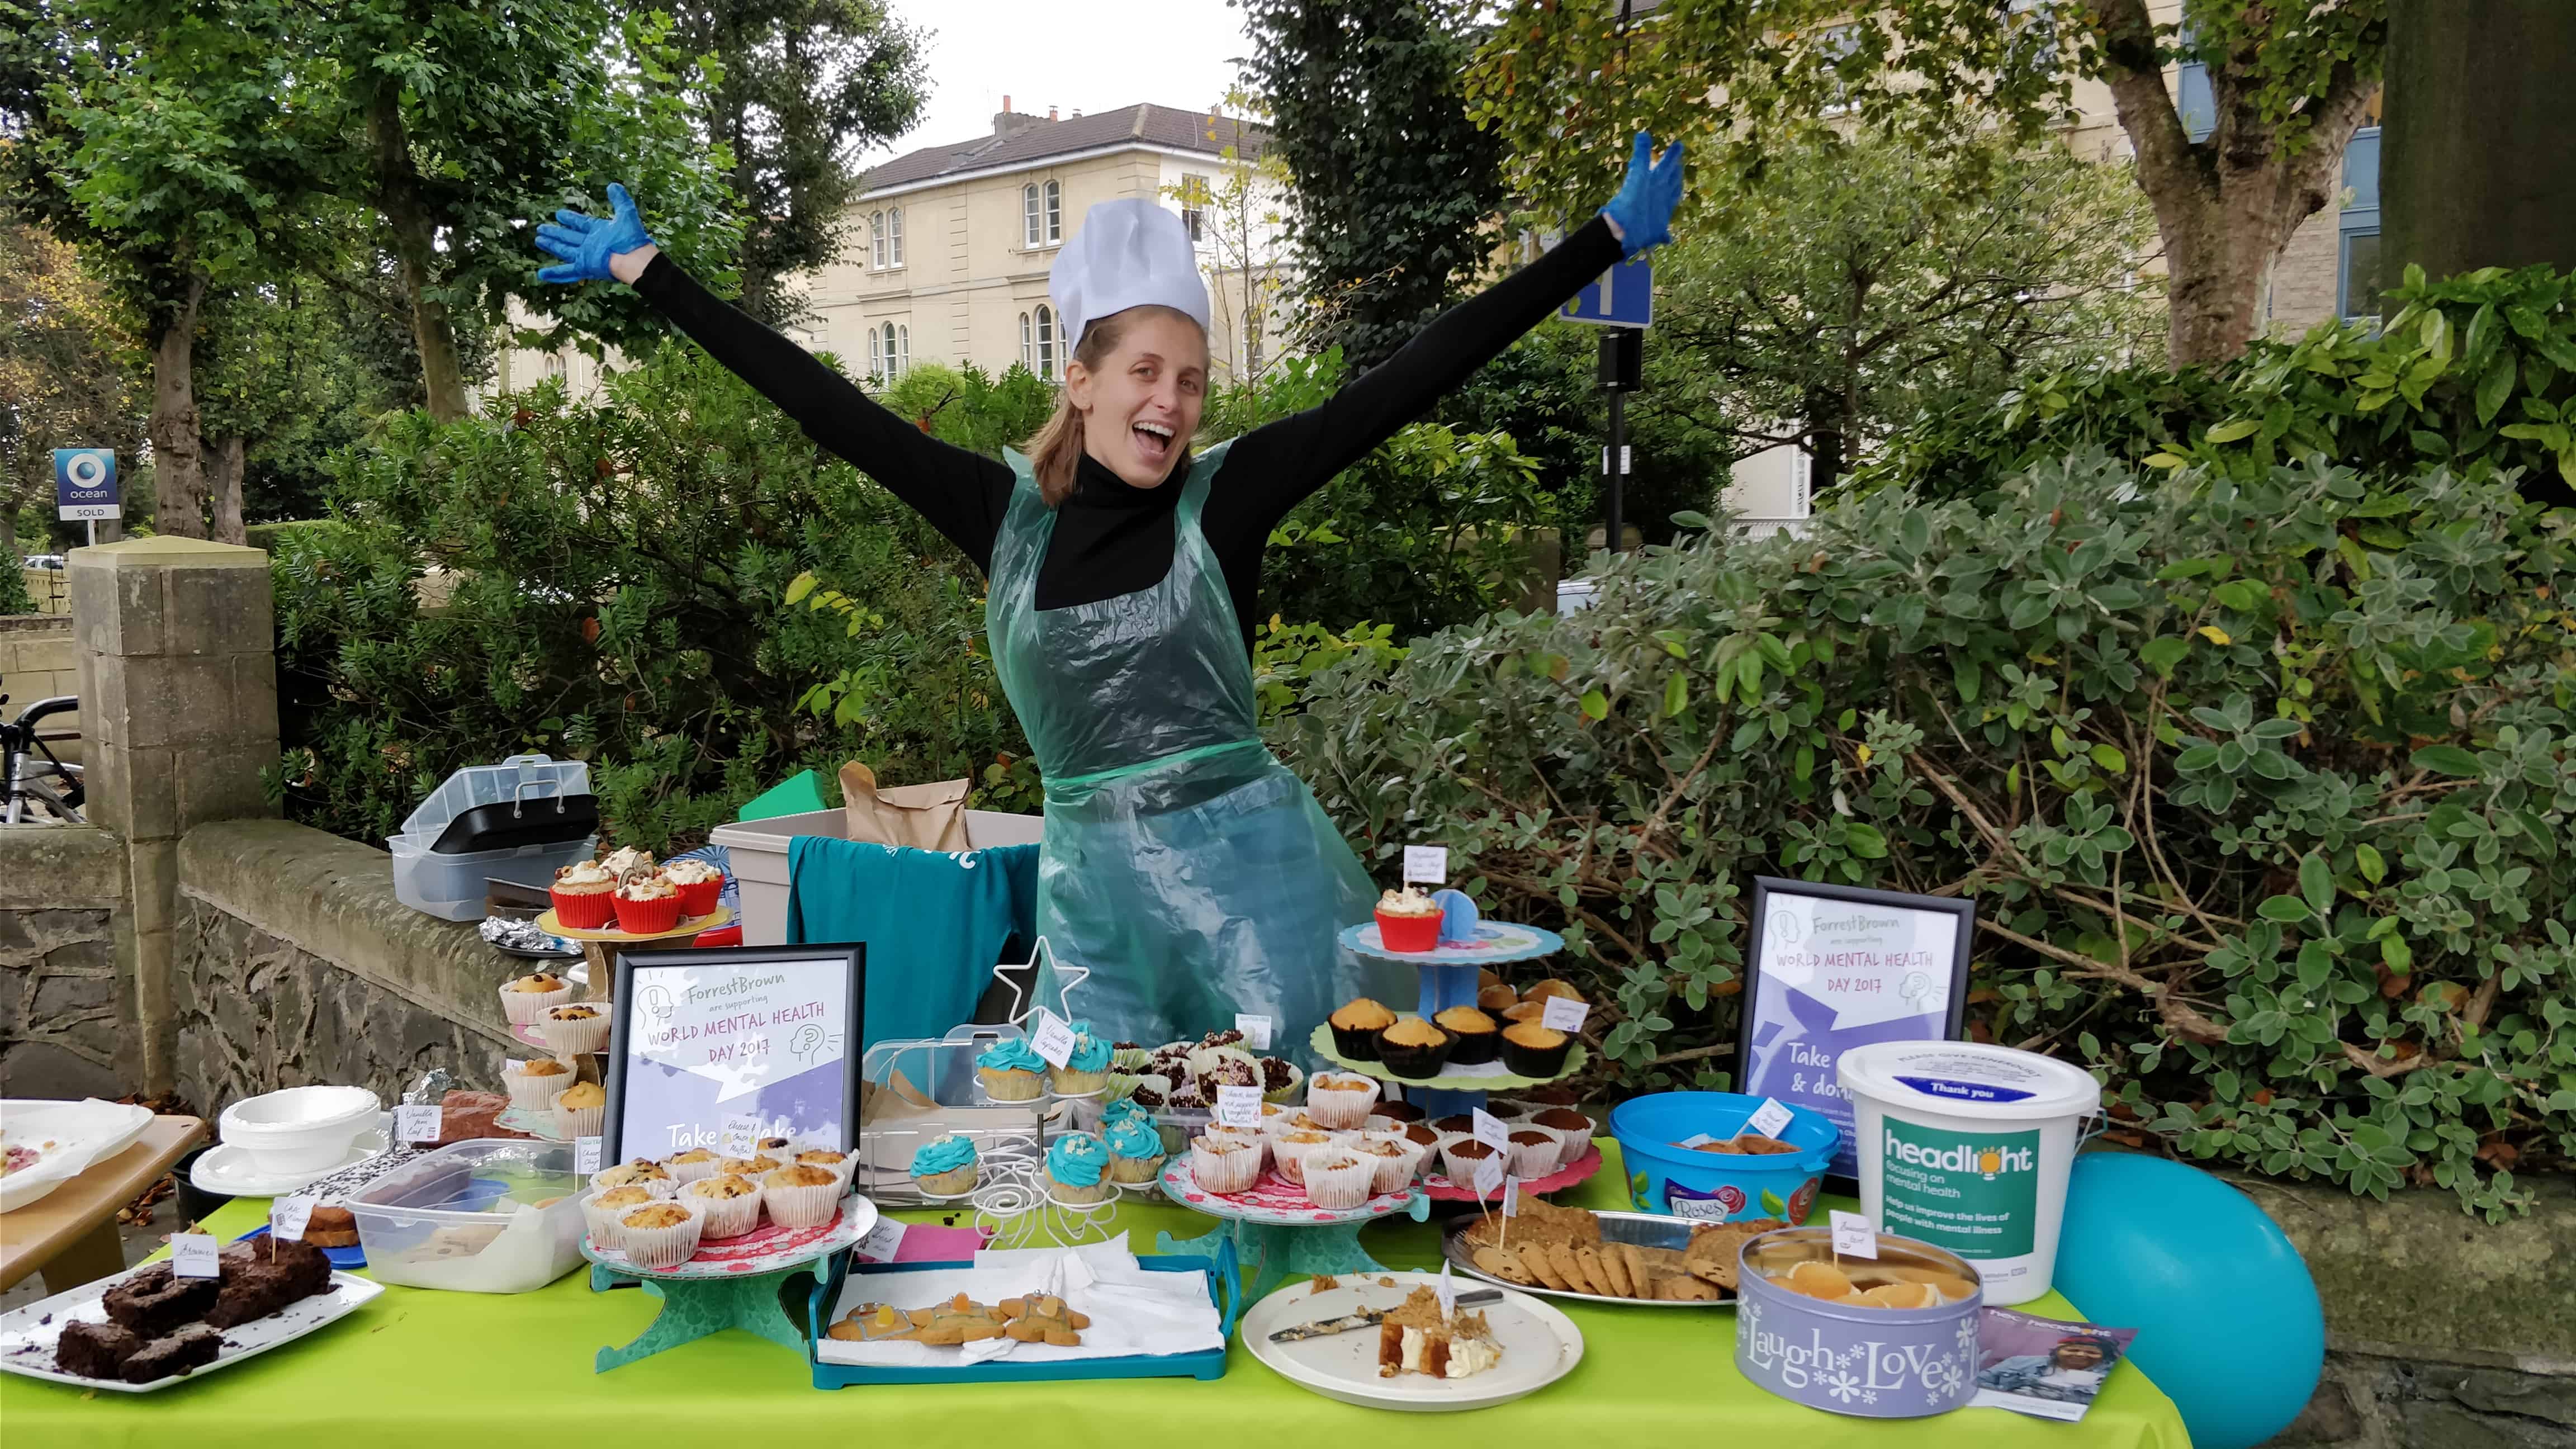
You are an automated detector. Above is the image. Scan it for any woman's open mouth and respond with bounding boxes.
[1131,419,1175,465]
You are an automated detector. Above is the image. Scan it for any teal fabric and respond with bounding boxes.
[983,444,1405,1060]
[784,834,1038,1049]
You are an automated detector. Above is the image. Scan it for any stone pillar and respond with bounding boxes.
[67,537,277,1093]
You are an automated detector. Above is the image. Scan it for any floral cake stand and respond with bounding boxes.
[579,1194,874,1372]
[1153,1159,1427,1299]
[1331,918,1586,1123]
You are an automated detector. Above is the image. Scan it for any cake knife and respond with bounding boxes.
[1267,1289,1502,1342]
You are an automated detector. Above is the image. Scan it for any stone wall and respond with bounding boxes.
[2253,1171,2575,1449]
[173,817,525,1116]
[0,826,129,1097]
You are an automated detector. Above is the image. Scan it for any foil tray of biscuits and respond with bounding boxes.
[1441,1200,1781,1308]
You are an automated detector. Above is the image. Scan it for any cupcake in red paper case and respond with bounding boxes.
[1374,886,1442,952]
[548,858,618,929]
[612,872,683,935]
[662,856,724,917]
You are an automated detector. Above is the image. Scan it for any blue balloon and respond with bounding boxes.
[2052,1153,2324,1449]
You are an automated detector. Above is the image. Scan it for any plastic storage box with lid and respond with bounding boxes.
[346,1138,586,1292]
[389,752,599,921]
[708,806,1044,946]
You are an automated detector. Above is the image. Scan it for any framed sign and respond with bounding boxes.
[1735,877,1972,1190]
[602,943,864,1167]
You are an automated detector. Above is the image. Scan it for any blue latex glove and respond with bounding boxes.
[1598,132,1685,257]
[534,182,656,284]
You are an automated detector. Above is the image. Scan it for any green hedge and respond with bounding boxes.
[1278,449,2576,1217]
[1857,264,2576,512]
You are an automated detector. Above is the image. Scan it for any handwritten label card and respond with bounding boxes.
[1675,1132,1716,1149]
[395,1104,443,1145]
[1214,1084,1263,1130]
[575,1136,603,1176]
[1436,1258,1457,1315]
[1233,1014,1273,1052]
[1473,1156,1504,1197]
[171,1233,220,1278]
[719,1112,765,1157]
[1830,1209,1879,1259]
[1027,1012,1076,1069]
[1746,1097,1796,1139]
[1502,1175,1521,1217]
[1471,1109,1510,1153]
[1539,996,1591,1032]
[268,1197,315,1242]
[1402,845,1450,884]
[855,1219,908,1264]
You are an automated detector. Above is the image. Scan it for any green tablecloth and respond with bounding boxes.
[2,1146,2186,1447]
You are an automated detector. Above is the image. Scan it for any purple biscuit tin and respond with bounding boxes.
[1734,1227,1984,1418]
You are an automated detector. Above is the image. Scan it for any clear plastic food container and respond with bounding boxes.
[348,1138,585,1293]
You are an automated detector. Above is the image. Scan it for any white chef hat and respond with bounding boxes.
[1049,198,1209,351]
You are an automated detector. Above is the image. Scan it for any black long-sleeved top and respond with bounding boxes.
[633,218,1625,654]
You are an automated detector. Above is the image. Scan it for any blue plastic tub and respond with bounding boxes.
[1609,1091,1840,1224]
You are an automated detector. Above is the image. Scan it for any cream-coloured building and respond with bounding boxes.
[798,100,1287,387]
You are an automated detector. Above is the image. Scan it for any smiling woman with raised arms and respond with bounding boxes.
[537,136,1685,1054]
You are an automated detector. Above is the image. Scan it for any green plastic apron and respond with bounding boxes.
[985,442,1403,1058]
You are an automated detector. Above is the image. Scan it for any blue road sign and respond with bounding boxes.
[1561,254,1652,328]
[54,448,119,522]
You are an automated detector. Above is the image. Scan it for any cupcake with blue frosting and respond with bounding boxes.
[908,1134,979,1197]
[1104,1116,1168,1185]
[1044,1131,1115,1205]
[1051,1021,1114,1096]
[977,1035,1046,1101]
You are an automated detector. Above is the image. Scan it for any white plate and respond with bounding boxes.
[1,1099,156,1214]
[190,1129,389,1199]
[0,1265,382,1392]
[1242,1270,1584,1412]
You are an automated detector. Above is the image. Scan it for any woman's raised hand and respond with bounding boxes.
[536,182,659,285]
[1599,132,1686,258]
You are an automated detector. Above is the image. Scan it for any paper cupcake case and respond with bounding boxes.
[1301,1152,1379,1210]
[550,1091,605,1140]
[615,1198,708,1270]
[1189,1137,1265,1194]
[500,981,577,1026]
[762,1178,843,1231]
[664,1153,722,1185]
[503,1063,577,1112]
[684,1179,766,1238]
[1305,1076,1381,1128]
[548,885,617,930]
[538,1011,612,1057]
[612,890,683,935]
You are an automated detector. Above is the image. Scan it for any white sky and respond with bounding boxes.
[863,0,1257,163]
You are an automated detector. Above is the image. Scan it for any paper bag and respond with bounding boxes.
[840,761,970,851]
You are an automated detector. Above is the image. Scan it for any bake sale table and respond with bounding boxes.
[0,1142,2188,1448]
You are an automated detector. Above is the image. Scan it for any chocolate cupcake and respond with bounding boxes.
[1330,997,1398,1062]
[1433,1006,1500,1064]
[1500,1020,1571,1077]
[1371,1100,1427,1125]
[1375,1016,1452,1079]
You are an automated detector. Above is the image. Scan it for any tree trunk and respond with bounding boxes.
[205,435,246,544]
[2080,0,2377,367]
[2383,0,2576,288]
[1803,387,1848,495]
[148,274,210,539]
[367,88,471,421]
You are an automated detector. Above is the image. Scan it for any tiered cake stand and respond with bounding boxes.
[1312,919,1602,1202]
[1152,1158,1429,1299]
[580,1195,873,1372]
[498,908,736,1137]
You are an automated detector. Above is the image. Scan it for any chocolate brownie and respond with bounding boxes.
[121,1324,222,1382]
[101,1263,220,1337]
[54,1320,142,1379]
[202,1237,330,1328]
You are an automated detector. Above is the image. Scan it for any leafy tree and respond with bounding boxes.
[307,3,745,420]
[873,360,1057,460]
[1160,88,1295,386]
[1238,0,1507,368]
[1644,132,2163,493]
[12,0,340,537]
[1469,0,2384,367]
[648,0,929,326]
[0,214,139,560]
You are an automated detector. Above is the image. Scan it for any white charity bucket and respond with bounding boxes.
[1838,1040,2101,1306]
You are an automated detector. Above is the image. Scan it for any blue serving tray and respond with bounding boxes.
[804,1239,1240,1388]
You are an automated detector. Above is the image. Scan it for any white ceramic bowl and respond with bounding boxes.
[219,1085,381,1173]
